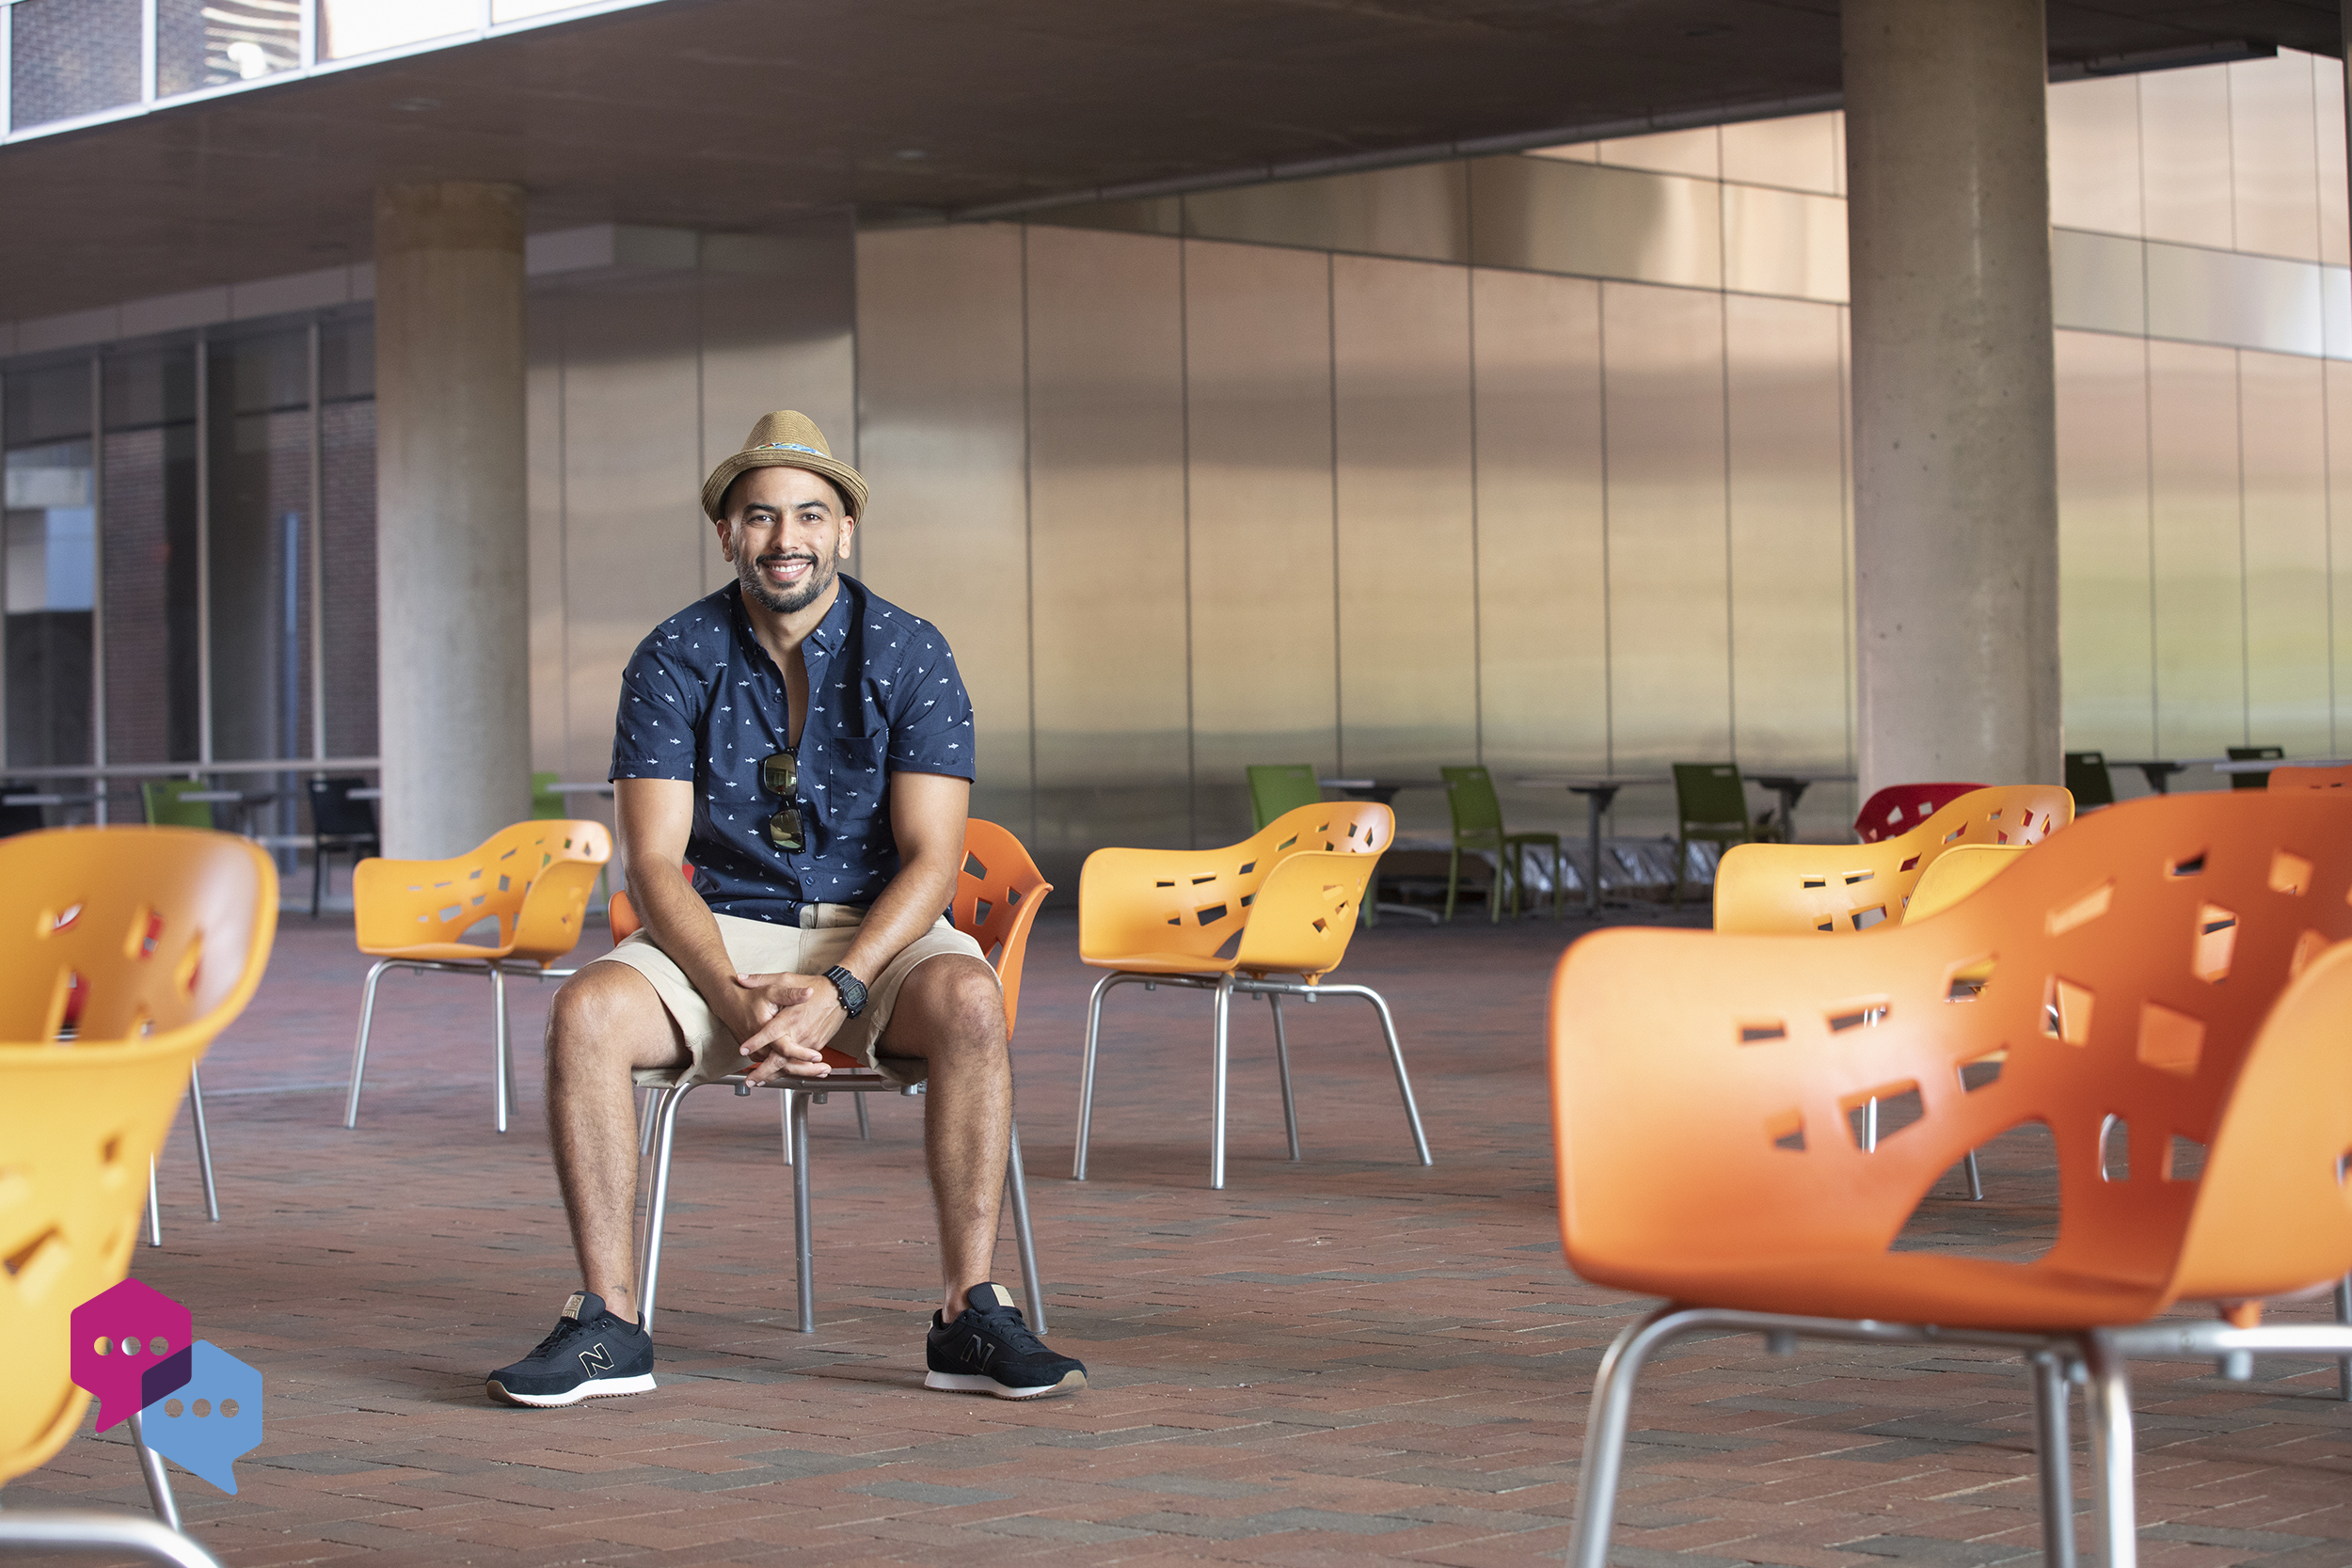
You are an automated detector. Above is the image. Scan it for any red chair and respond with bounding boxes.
[1852,781,1987,842]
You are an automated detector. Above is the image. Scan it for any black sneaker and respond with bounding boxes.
[925,1282,1087,1400]
[485,1291,656,1408]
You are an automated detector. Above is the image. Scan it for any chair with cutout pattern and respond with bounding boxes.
[2271,763,2352,790]
[342,819,610,1134]
[1714,784,2074,936]
[1552,789,2352,1568]
[1853,781,1988,844]
[1074,800,1431,1190]
[0,827,278,1565]
[633,819,1056,1335]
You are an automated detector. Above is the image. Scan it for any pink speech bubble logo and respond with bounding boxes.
[70,1279,193,1433]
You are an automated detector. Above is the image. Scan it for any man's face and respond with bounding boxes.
[717,466,855,616]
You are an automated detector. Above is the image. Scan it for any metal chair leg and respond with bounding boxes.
[779,1086,793,1165]
[310,839,326,919]
[1567,1306,1688,1568]
[187,1064,218,1223]
[1006,1119,1047,1335]
[854,1093,870,1140]
[637,1085,659,1157]
[2082,1333,2139,1568]
[1073,970,1120,1180]
[0,1512,223,1568]
[1267,992,1301,1160]
[2334,1274,2350,1401]
[127,1408,181,1529]
[1327,983,1431,1165]
[343,957,395,1128]
[789,1091,815,1332]
[1443,846,1460,921]
[490,962,512,1134]
[1210,973,1234,1190]
[145,1157,162,1247]
[1964,1148,1986,1201]
[2032,1349,2080,1568]
[635,1082,696,1334]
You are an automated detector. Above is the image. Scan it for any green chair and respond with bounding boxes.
[1669,763,1755,909]
[140,779,216,831]
[2063,751,2116,809]
[2227,745,2284,791]
[1440,765,1563,923]
[531,769,565,819]
[1247,764,1324,832]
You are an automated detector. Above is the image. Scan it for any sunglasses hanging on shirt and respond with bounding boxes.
[760,752,803,851]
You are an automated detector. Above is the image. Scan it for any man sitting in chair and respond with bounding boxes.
[486,412,1086,1407]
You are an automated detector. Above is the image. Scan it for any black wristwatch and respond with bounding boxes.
[824,965,868,1019]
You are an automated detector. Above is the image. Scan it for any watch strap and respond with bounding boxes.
[824,964,867,1018]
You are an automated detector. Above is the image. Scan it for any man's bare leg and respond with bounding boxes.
[877,956,1010,1319]
[545,962,691,1324]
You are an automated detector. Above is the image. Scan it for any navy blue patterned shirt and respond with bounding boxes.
[608,576,976,925]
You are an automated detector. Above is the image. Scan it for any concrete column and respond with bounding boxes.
[373,182,530,858]
[1845,0,2061,793]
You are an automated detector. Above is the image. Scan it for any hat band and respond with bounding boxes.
[761,442,825,456]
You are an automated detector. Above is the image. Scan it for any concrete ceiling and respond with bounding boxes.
[1,0,2342,323]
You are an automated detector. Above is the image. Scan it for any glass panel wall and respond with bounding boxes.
[319,0,474,60]
[100,342,199,788]
[8,0,143,130]
[3,360,96,776]
[157,0,301,97]
[319,315,377,762]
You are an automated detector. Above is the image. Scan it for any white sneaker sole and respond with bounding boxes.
[925,1369,1087,1401]
[485,1372,657,1409]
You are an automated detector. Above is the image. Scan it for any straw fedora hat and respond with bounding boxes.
[701,410,869,521]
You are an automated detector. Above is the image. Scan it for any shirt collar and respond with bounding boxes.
[724,574,860,668]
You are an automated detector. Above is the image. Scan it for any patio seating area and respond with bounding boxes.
[11,906,2351,1567]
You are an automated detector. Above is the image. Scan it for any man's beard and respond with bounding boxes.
[739,547,834,614]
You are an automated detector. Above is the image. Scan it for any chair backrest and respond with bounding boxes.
[0,783,45,838]
[1672,763,1748,830]
[1853,781,1987,843]
[353,819,611,965]
[1550,790,2352,1310]
[1440,765,1506,838]
[531,770,565,820]
[1232,851,1376,978]
[1078,800,1391,974]
[0,827,278,1483]
[1899,843,2026,924]
[307,775,378,838]
[141,778,215,831]
[2270,763,2352,790]
[1246,765,1324,832]
[1714,784,2073,934]
[2227,745,2284,790]
[952,819,1053,1036]
[2064,750,2115,808]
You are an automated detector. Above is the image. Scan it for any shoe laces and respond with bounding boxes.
[529,1313,597,1358]
[970,1303,1048,1356]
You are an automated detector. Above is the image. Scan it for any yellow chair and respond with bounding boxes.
[1902,843,2026,924]
[342,819,611,1134]
[0,827,277,1563]
[1074,801,1431,1190]
[1713,784,2073,934]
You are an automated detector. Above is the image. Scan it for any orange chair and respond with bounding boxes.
[1852,780,1987,842]
[0,827,277,1562]
[1073,800,1430,1190]
[1713,784,2072,934]
[634,819,1057,1334]
[2270,763,2352,790]
[1550,790,2352,1568]
[606,861,693,943]
[342,819,611,1134]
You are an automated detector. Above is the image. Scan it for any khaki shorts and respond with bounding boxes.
[591,903,992,1088]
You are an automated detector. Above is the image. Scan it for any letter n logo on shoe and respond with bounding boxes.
[579,1342,612,1374]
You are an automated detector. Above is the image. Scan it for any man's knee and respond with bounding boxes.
[548,964,664,1069]
[897,958,1006,1059]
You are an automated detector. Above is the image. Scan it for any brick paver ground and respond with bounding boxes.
[9,902,2350,1566]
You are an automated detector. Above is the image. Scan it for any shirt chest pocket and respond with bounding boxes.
[817,733,886,822]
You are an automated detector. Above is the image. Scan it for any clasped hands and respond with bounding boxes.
[724,971,849,1084]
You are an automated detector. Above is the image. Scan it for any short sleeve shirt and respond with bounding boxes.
[608,576,976,925]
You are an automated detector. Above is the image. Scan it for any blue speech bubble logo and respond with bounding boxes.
[137,1341,262,1495]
